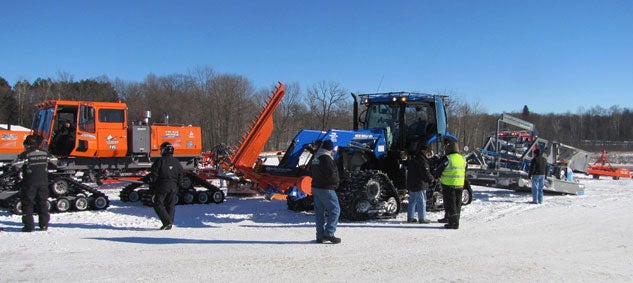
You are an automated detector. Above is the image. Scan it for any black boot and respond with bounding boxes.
[442,215,457,229]
[453,214,460,229]
[444,215,459,229]
[21,214,35,232]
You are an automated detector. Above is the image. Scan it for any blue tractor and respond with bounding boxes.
[263,92,472,220]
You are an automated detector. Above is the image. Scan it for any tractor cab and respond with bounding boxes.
[32,100,128,158]
[354,92,449,154]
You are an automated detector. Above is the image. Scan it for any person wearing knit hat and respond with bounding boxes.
[310,139,341,244]
[321,140,334,151]
[528,147,548,204]
[406,144,434,224]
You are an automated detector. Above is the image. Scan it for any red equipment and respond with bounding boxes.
[587,149,631,180]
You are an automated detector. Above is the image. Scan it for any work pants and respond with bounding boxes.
[312,188,341,239]
[442,185,463,228]
[531,175,545,204]
[21,184,50,230]
[407,190,427,221]
[154,188,178,226]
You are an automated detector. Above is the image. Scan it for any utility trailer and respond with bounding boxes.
[466,114,587,195]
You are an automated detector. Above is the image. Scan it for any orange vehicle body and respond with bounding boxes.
[0,100,204,176]
[148,125,203,157]
[33,100,129,158]
[0,125,31,161]
[30,100,201,159]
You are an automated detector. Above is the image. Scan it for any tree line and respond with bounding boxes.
[1,68,631,153]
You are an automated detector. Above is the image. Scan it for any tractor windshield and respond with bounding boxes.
[365,104,400,130]
[32,107,55,140]
[364,102,437,150]
[404,103,435,138]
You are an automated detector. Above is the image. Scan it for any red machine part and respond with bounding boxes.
[587,149,631,180]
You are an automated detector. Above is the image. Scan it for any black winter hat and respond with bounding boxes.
[23,135,38,147]
[322,140,334,151]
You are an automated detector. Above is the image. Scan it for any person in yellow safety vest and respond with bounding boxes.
[436,139,466,229]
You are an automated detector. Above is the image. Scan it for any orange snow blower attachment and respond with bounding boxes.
[229,82,310,199]
[587,149,631,180]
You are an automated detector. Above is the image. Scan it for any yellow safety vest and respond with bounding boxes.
[440,153,466,187]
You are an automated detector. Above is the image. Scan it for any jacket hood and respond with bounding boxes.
[314,148,333,160]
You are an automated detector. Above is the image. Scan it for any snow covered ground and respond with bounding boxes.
[1,174,632,282]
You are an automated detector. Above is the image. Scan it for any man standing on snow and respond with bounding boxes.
[436,139,466,229]
[148,142,184,230]
[406,144,434,224]
[13,135,57,232]
[310,140,341,244]
[528,148,548,204]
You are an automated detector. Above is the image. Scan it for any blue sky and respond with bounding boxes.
[1,0,631,114]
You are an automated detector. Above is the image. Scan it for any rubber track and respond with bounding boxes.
[59,177,110,210]
[62,177,108,198]
[138,172,225,207]
[1,176,110,214]
[338,170,400,221]
[119,182,144,202]
[186,172,218,192]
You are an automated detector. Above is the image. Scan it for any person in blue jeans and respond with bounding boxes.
[528,148,548,204]
[406,144,435,224]
[310,140,341,244]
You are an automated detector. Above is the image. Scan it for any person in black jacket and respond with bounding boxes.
[528,148,548,204]
[406,144,435,224]
[50,119,75,156]
[148,142,184,230]
[12,135,57,232]
[310,140,341,244]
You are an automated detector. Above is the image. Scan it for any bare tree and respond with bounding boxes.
[268,82,306,150]
[306,80,348,130]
